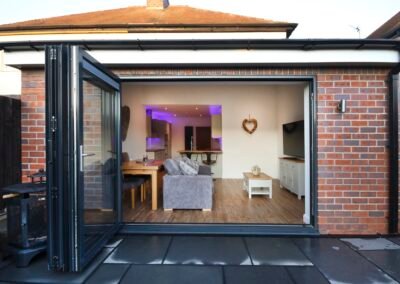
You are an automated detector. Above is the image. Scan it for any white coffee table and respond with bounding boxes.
[243,172,273,199]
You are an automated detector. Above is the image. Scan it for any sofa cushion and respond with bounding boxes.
[164,159,182,175]
[182,157,200,172]
[178,160,198,176]
[198,165,212,175]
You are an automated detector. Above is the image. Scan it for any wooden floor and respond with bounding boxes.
[123,179,305,224]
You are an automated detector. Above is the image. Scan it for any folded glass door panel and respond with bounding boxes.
[46,45,121,272]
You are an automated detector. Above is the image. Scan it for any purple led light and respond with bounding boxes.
[151,111,173,123]
[146,137,163,149]
[146,137,161,143]
[209,105,222,115]
[217,137,222,148]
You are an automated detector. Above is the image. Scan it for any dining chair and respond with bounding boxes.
[121,152,151,201]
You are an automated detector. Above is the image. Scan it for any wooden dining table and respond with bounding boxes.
[122,160,164,210]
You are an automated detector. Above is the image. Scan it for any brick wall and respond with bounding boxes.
[21,70,45,182]
[20,66,393,235]
[315,72,390,234]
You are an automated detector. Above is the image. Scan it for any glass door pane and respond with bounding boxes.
[82,76,118,252]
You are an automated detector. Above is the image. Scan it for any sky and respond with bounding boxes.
[0,0,399,38]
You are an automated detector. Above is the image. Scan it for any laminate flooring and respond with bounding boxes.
[123,179,305,224]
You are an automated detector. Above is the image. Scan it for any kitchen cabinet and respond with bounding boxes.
[146,117,171,159]
[211,114,222,138]
[146,117,167,138]
[146,149,167,160]
[146,114,152,138]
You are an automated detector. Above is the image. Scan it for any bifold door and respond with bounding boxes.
[45,45,122,272]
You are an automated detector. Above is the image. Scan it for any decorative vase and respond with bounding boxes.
[251,165,261,176]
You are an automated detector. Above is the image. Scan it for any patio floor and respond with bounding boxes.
[0,235,400,283]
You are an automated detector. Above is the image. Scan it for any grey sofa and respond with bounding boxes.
[163,165,213,210]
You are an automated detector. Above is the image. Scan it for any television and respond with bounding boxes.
[282,120,304,159]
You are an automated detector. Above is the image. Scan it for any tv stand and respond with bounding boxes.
[279,157,305,199]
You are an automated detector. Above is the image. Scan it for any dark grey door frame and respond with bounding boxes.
[118,75,319,236]
[45,45,122,272]
[389,70,399,234]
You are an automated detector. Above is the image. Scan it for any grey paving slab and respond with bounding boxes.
[0,248,112,284]
[388,237,400,246]
[85,264,130,284]
[120,264,223,284]
[104,235,172,264]
[294,238,397,284]
[245,237,312,266]
[287,266,330,284]
[341,238,400,251]
[224,266,294,284]
[361,250,400,282]
[163,236,251,265]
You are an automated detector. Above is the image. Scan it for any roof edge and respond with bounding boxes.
[0,23,298,31]
[368,11,400,39]
[1,38,399,51]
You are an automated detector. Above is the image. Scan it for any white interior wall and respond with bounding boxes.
[276,85,305,156]
[122,83,304,179]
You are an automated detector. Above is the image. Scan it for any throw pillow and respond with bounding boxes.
[164,159,182,175]
[182,157,200,172]
[178,160,198,176]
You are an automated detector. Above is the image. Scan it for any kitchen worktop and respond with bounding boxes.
[178,150,222,154]
[146,148,165,152]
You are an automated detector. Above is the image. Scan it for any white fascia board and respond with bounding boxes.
[0,32,286,43]
[4,49,399,67]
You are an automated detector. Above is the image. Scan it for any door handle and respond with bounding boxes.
[82,153,95,157]
[80,145,95,172]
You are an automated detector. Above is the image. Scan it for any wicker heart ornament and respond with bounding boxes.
[242,118,258,134]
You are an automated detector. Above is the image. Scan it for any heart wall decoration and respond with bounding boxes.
[242,115,258,134]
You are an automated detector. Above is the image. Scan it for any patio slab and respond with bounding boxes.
[104,235,172,264]
[294,238,396,284]
[163,236,252,265]
[86,263,130,284]
[387,237,400,246]
[224,266,294,284]
[286,266,330,284]
[245,237,312,266]
[120,264,223,284]
[341,238,400,251]
[361,250,400,282]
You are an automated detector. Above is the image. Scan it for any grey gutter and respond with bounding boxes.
[0,39,399,52]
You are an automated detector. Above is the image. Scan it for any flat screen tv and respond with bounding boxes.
[283,120,304,159]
